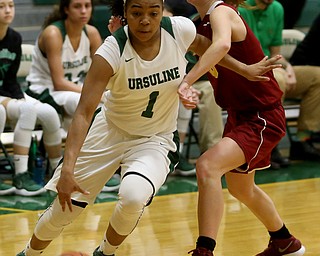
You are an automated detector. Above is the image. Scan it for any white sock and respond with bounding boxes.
[24,241,44,256]
[99,233,118,255]
[49,157,61,170]
[14,154,29,174]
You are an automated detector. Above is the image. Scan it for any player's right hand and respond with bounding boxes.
[108,16,123,34]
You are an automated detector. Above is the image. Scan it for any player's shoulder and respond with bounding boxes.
[166,16,194,27]
[163,16,195,37]
[85,24,101,37]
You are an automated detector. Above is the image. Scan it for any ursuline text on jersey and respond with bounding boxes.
[128,67,180,89]
[63,56,89,69]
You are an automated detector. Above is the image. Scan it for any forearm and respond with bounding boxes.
[184,42,229,85]
[219,54,247,76]
[53,79,82,93]
[61,110,92,174]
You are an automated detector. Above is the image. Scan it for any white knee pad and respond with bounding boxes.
[36,103,62,146]
[8,101,37,147]
[17,101,37,130]
[0,104,6,133]
[36,103,61,133]
[110,173,154,236]
[34,198,87,241]
[62,92,81,116]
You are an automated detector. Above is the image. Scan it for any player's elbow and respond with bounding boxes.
[218,41,231,54]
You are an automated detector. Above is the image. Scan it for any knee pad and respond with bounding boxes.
[36,104,62,146]
[17,102,37,130]
[64,93,81,116]
[110,172,154,235]
[0,104,6,133]
[34,198,87,241]
[6,100,36,129]
[11,102,37,147]
[37,103,61,133]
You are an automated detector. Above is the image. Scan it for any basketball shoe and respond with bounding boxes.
[13,172,46,196]
[0,178,16,195]
[188,247,214,256]
[256,236,305,256]
[93,247,114,256]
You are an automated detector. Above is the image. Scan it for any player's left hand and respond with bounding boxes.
[245,55,283,81]
[178,81,200,109]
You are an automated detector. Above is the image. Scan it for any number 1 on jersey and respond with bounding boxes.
[141,91,159,118]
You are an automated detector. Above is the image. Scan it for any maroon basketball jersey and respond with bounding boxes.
[197,3,283,111]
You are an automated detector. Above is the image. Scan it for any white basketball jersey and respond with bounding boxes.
[96,16,196,137]
[27,21,91,93]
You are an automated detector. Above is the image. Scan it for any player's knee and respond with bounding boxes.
[0,105,6,133]
[119,175,153,212]
[110,173,154,235]
[196,157,213,177]
[18,102,37,130]
[37,104,61,133]
[64,94,80,116]
[119,191,150,213]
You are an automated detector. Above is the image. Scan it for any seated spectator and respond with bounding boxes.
[239,0,320,162]
[0,0,62,196]
[0,104,16,195]
[25,0,101,130]
[289,13,320,143]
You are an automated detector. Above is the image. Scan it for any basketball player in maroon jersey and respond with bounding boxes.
[179,1,305,255]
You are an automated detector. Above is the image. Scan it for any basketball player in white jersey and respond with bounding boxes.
[16,0,282,255]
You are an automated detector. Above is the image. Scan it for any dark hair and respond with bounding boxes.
[163,2,174,15]
[107,0,164,20]
[165,0,196,17]
[105,0,125,17]
[42,0,94,28]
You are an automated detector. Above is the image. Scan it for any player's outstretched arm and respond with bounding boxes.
[219,54,283,81]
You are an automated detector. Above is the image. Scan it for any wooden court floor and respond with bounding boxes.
[1,178,319,256]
